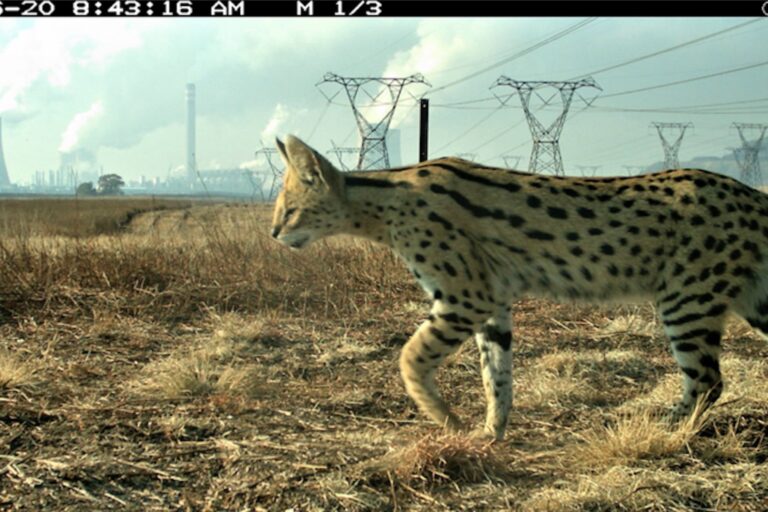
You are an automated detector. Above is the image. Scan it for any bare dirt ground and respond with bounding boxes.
[1,199,767,511]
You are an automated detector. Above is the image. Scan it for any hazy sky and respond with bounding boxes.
[0,17,766,183]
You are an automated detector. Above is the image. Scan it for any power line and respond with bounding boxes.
[425,20,765,113]
[322,20,597,117]
[572,19,764,79]
[602,58,768,99]
[433,107,504,153]
[307,99,331,142]
[425,17,598,97]
[353,17,598,111]
[592,96,768,113]
[429,19,607,78]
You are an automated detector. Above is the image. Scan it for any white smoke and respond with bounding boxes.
[0,21,147,115]
[260,103,289,142]
[59,100,104,153]
[239,159,259,170]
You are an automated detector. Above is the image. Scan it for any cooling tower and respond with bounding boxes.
[186,83,196,177]
[0,117,11,187]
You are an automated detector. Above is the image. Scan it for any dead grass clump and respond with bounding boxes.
[623,355,768,416]
[208,311,267,347]
[518,349,651,408]
[598,309,660,338]
[0,200,418,324]
[131,337,259,400]
[572,409,703,468]
[0,197,194,238]
[524,463,768,511]
[367,433,507,489]
[694,422,755,463]
[0,348,40,389]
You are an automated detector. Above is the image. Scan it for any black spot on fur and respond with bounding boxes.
[527,195,542,208]
[547,206,568,219]
[525,230,555,241]
[483,324,512,351]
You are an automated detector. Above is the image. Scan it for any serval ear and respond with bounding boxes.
[278,135,343,193]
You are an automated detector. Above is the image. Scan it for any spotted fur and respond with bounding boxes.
[271,135,768,440]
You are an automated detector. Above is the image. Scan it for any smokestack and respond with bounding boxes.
[186,83,196,177]
[0,117,10,187]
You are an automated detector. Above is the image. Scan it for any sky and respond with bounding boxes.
[0,17,767,184]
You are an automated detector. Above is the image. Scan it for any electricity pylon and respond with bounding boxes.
[0,118,10,187]
[457,152,477,162]
[327,140,360,171]
[502,155,522,169]
[622,165,645,176]
[577,165,601,177]
[317,73,430,170]
[651,122,693,170]
[731,122,767,188]
[491,77,601,176]
[254,145,282,200]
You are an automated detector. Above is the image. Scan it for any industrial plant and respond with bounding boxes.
[0,70,764,197]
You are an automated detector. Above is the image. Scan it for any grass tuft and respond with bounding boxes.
[367,433,506,489]
[0,348,40,389]
[572,409,704,467]
[131,337,259,400]
[518,349,652,408]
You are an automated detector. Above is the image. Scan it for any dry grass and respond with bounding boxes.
[132,347,259,400]
[0,347,40,390]
[524,463,768,511]
[517,349,653,408]
[370,433,507,488]
[598,307,660,338]
[0,200,415,325]
[0,196,196,238]
[0,198,767,511]
[572,409,704,467]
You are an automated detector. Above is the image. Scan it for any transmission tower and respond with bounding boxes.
[576,165,601,177]
[731,123,767,187]
[242,169,266,202]
[0,118,10,187]
[327,140,360,171]
[457,152,477,162]
[492,77,601,176]
[254,146,282,200]
[317,73,430,170]
[502,155,522,169]
[651,122,693,170]
[622,165,645,176]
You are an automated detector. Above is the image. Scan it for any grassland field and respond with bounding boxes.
[0,197,767,511]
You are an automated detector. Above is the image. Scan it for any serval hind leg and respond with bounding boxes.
[399,303,487,433]
[474,309,513,441]
[658,293,727,421]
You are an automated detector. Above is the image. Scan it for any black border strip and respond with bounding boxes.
[1,1,764,18]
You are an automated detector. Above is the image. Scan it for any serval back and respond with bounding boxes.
[271,134,768,440]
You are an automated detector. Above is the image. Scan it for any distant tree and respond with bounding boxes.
[76,182,97,196]
[98,174,125,195]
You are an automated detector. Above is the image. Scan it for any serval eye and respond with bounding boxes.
[272,133,761,443]
[284,207,297,220]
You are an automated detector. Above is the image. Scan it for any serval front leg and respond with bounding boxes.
[399,301,487,433]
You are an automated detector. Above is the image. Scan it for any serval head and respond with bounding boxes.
[270,135,346,249]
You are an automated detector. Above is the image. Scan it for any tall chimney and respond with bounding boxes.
[0,117,10,187]
[186,83,196,177]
